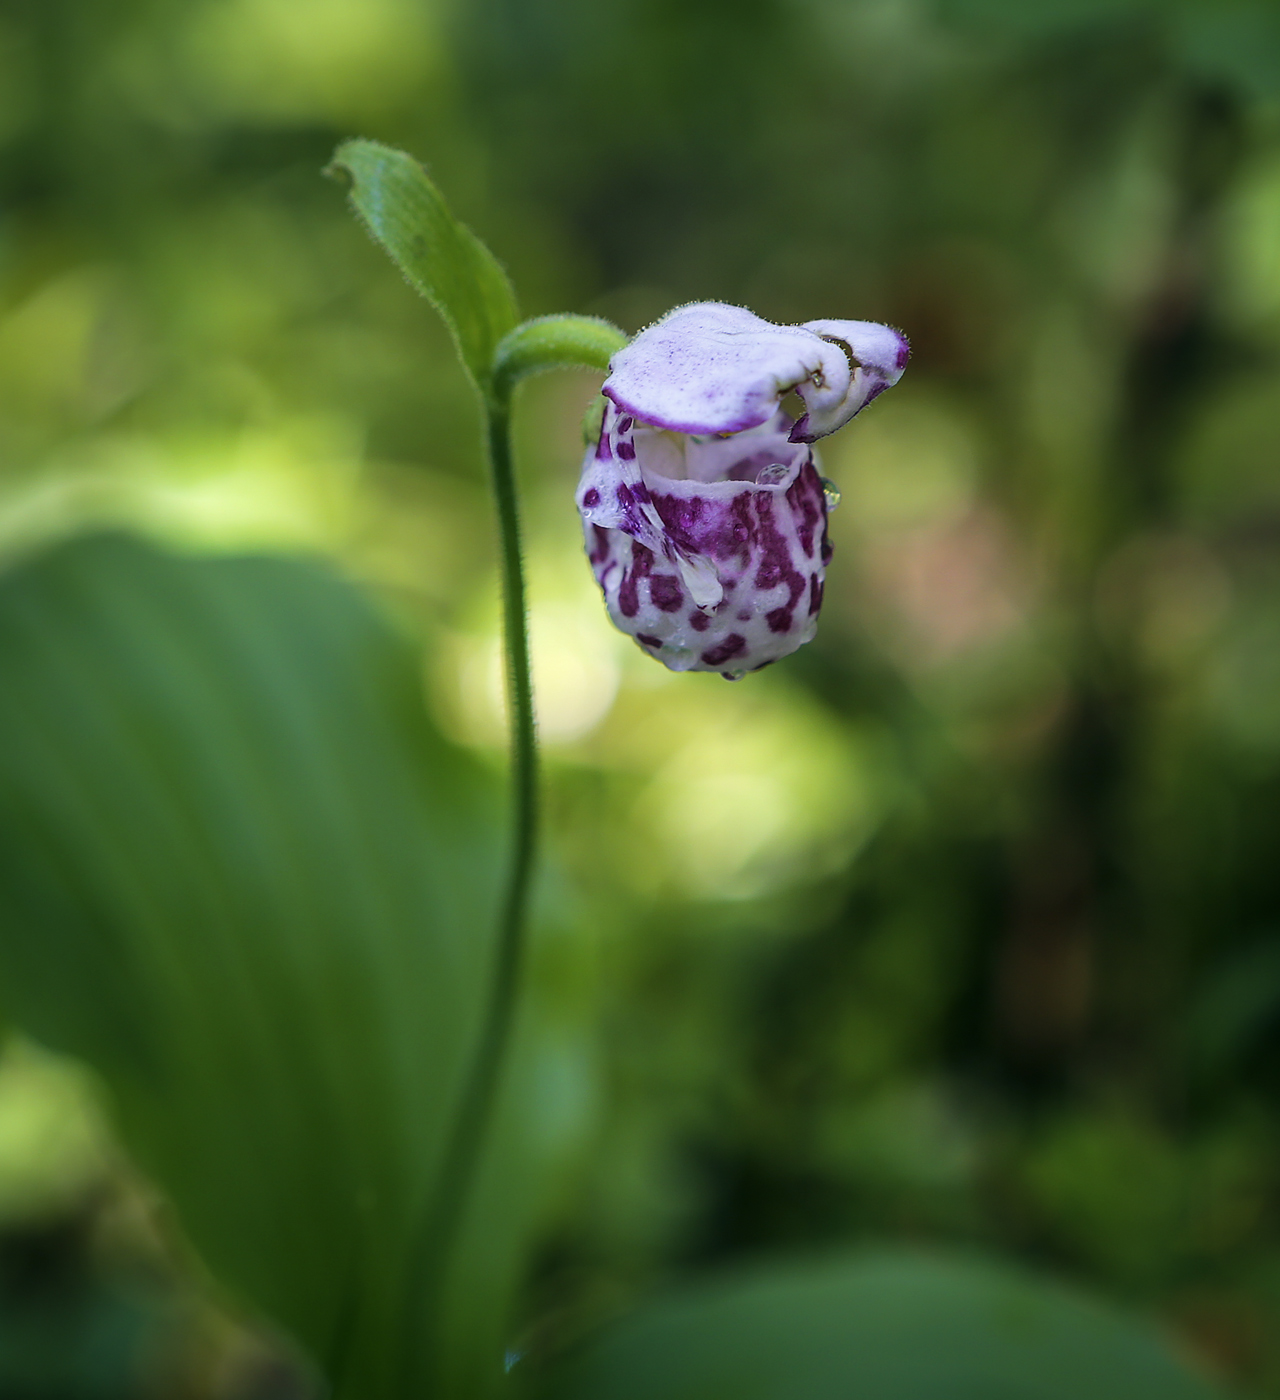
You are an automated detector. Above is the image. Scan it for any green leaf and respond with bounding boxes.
[327,138,519,393]
[0,533,505,1400]
[540,1250,1228,1400]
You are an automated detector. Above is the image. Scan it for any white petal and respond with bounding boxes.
[673,548,723,611]
[604,303,852,436]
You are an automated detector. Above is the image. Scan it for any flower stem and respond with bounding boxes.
[404,387,537,1396]
[487,393,541,965]
[462,391,540,1172]
[402,316,624,1396]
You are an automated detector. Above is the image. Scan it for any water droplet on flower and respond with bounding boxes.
[755,463,790,486]
[821,477,842,511]
[720,669,747,681]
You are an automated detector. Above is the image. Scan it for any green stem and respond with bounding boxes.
[486,392,540,1001]
[404,387,537,1396]
[465,390,540,1156]
[403,315,625,1396]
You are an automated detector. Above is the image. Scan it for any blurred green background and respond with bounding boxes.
[2,0,1280,1394]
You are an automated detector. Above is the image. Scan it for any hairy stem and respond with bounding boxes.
[404,389,537,1396]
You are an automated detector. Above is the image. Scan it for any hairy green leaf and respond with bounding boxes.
[0,533,505,1400]
[542,1250,1227,1400]
[327,138,519,392]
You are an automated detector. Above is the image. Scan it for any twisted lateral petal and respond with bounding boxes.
[602,302,908,444]
[797,318,911,439]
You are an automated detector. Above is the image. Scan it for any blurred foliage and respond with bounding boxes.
[0,534,511,1399]
[1,0,1280,1394]
[540,1251,1226,1400]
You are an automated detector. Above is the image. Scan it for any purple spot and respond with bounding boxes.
[583,487,600,508]
[617,440,636,461]
[617,416,634,432]
[653,492,712,556]
[671,492,754,566]
[766,607,793,633]
[701,634,746,667]
[590,525,611,564]
[637,633,662,648]
[689,610,711,633]
[649,575,684,611]
[896,337,911,370]
[632,481,651,503]
[787,461,821,557]
[754,548,783,588]
[751,483,807,616]
[654,491,749,564]
[737,611,752,622]
[808,573,824,615]
[618,541,654,618]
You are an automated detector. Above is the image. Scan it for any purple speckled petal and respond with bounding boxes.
[579,301,908,677]
[577,405,832,674]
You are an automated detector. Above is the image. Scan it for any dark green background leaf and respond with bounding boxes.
[328,138,520,392]
[541,1250,1227,1400]
[0,533,505,1400]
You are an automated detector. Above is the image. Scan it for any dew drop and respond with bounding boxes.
[821,477,842,511]
[755,463,790,486]
[720,669,747,681]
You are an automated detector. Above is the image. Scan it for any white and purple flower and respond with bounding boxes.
[576,302,909,677]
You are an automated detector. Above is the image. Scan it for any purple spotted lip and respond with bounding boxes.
[576,302,909,677]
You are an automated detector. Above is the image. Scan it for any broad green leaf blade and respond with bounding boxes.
[0,533,505,1400]
[541,1250,1228,1400]
[327,138,519,392]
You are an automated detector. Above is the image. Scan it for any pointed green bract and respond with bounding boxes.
[542,1250,1229,1400]
[327,138,519,393]
[0,533,505,1400]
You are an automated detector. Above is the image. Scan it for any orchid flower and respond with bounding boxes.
[576,302,909,677]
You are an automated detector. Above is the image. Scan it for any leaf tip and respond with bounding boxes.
[322,158,351,188]
[323,138,389,189]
